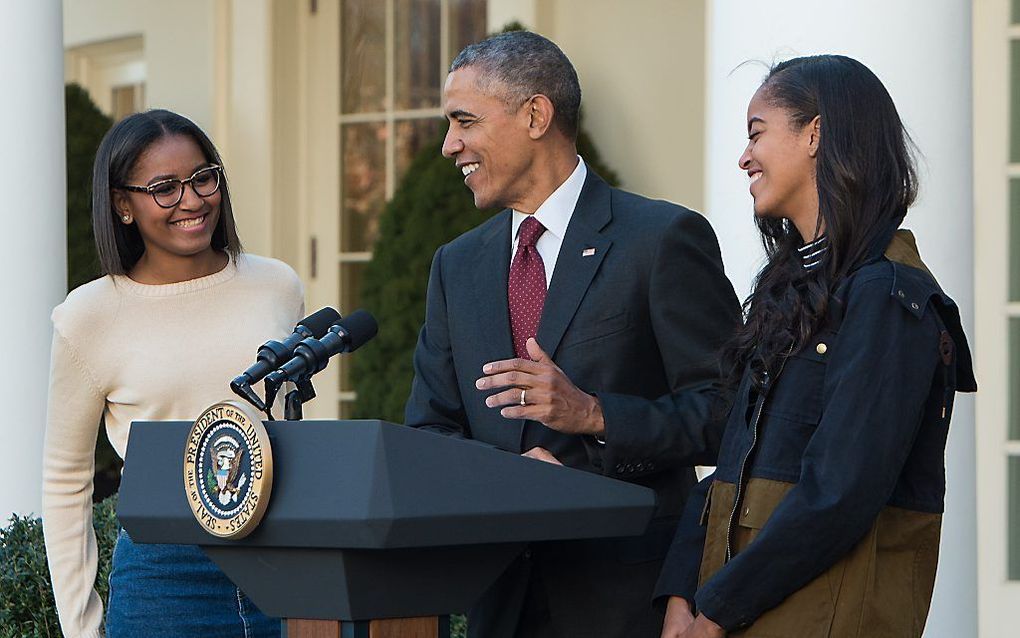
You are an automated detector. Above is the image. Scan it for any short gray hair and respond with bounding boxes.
[450,31,581,140]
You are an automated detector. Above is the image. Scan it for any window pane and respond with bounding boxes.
[341,122,388,252]
[1014,0,1020,24]
[1011,457,1020,579]
[395,0,441,110]
[1012,318,1020,440]
[449,0,488,60]
[341,261,367,322]
[1013,40,1020,163]
[395,117,445,183]
[341,0,386,114]
[111,85,141,122]
[339,400,356,419]
[1012,180,1020,302]
[338,261,366,392]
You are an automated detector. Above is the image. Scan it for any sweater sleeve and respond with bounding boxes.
[42,328,107,638]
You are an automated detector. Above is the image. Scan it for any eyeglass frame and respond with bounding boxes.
[118,164,223,209]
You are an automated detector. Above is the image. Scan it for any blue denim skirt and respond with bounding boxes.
[106,529,281,638]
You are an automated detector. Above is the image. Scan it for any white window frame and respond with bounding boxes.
[64,35,146,118]
[302,0,483,418]
[975,1,1020,634]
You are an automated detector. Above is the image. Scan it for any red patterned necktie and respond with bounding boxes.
[508,216,547,360]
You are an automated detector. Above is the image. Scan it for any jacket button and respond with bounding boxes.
[911,302,919,310]
[815,343,827,355]
[625,464,635,473]
[615,464,625,473]
[898,290,906,298]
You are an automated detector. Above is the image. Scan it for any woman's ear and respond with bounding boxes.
[112,191,133,224]
[807,115,821,158]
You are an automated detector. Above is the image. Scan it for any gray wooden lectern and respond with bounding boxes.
[118,420,656,638]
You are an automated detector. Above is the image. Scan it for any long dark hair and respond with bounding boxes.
[723,55,918,388]
[92,109,242,275]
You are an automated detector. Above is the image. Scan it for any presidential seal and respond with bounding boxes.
[183,400,273,539]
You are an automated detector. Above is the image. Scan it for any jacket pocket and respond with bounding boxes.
[729,479,839,638]
[558,310,630,350]
[765,331,837,424]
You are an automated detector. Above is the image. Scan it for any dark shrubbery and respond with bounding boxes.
[0,496,119,638]
[65,83,110,292]
[64,84,121,502]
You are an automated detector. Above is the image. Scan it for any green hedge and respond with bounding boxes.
[0,496,119,638]
[64,84,121,502]
[65,83,110,293]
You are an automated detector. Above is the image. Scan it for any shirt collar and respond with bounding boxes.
[798,235,829,271]
[512,156,587,242]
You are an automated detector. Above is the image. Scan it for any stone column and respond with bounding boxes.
[0,0,67,520]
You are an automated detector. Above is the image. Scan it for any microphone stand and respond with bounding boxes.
[284,377,316,421]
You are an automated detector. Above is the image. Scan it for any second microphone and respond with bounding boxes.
[265,309,378,389]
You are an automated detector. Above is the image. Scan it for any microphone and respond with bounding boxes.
[230,307,341,409]
[265,309,378,388]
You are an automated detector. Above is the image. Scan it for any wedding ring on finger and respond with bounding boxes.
[520,389,527,406]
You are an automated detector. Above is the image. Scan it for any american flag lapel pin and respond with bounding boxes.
[582,247,596,257]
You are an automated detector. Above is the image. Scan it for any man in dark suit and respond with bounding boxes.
[405,30,741,638]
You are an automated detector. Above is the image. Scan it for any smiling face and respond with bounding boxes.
[114,134,222,269]
[441,66,537,210]
[738,86,821,237]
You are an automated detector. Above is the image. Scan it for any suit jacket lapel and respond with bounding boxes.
[472,210,515,364]
[537,171,613,359]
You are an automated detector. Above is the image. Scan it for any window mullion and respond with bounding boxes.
[385,0,396,202]
[440,0,450,83]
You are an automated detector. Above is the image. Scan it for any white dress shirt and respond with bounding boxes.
[510,157,587,287]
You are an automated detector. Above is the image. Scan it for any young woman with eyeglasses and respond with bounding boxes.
[42,109,303,638]
[654,56,976,638]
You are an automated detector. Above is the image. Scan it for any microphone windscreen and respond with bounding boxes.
[298,307,342,338]
[340,309,378,352]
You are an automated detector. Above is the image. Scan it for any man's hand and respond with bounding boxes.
[661,596,696,638]
[475,338,605,436]
[522,446,563,465]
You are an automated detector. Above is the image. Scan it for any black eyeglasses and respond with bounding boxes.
[120,164,222,208]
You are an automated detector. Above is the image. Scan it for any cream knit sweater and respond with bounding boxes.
[42,254,304,638]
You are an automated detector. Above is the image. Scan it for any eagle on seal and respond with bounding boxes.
[210,435,247,506]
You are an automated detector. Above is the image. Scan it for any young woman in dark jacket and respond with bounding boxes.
[655,55,976,638]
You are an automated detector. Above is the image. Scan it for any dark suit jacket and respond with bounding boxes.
[405,170,741,637]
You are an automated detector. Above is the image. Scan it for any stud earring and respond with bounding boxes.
[122,214,132,223]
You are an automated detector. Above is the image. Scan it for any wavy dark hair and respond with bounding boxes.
[723,55,918,388]
[92,109,242,275]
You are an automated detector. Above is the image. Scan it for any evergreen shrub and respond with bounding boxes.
[65,83,111,292]
[64,84,121,501]
[0,496,119,638]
